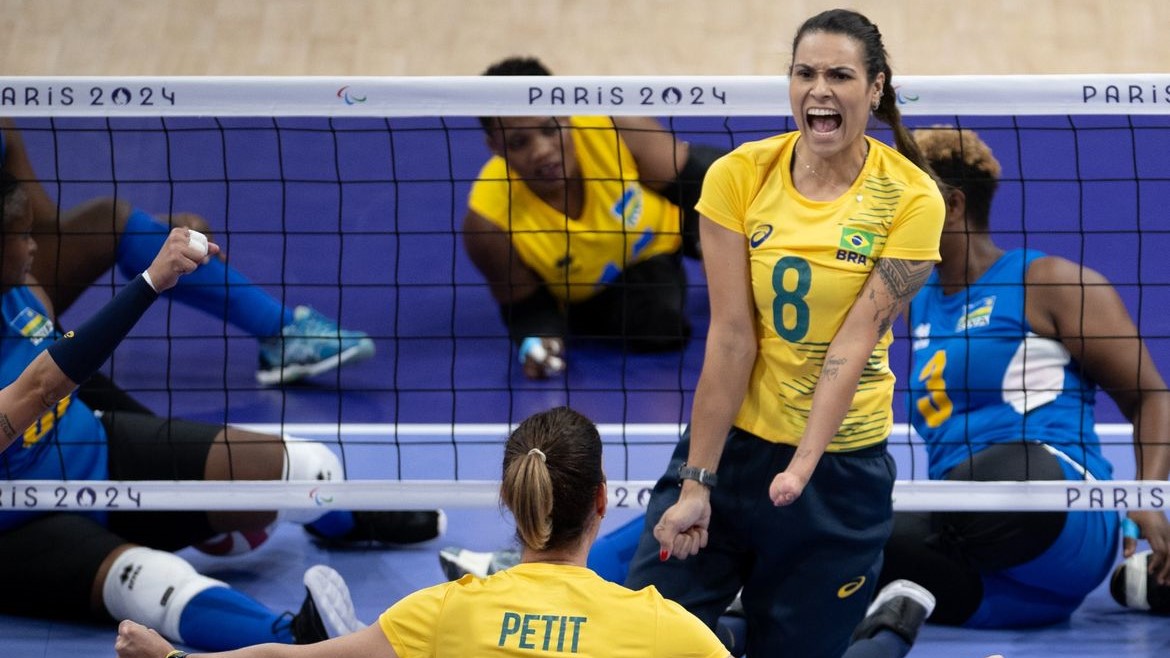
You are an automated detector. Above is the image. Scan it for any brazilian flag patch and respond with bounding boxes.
[839,228,876,257]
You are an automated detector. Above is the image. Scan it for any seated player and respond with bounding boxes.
[0,172,442,652]
[887,125,1170,626]
[114,406,732,658]
[2,118,373,386]
[462,56,724,379]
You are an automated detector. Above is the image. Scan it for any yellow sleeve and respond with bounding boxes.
[694,149,751,236]
[467,157,510,229]
[654,595,731,658]
[378,582,449,657]
[878,178,945,262]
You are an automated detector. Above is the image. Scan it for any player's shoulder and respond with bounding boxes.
[570,115,614,130]
[708,132,793,182]
[1026,253,1105,287]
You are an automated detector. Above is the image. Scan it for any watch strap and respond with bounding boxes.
[678,463,718,488]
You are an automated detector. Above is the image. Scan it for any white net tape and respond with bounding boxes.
[3,479,1164,512]
[0,74,1168,117]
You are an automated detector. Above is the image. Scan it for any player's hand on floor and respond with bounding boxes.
[520,337,565,379]
[1128,510,1170,585]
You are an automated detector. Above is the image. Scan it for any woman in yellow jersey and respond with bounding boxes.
[625,9,945,658]
[114,407,732,658]
[463,57,723,379]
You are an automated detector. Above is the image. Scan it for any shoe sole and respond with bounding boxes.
[257,341,375,386]
[866,579,937,617]
[438,547,496,580]
[303,565,366,637]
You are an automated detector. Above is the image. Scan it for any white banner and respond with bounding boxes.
[2,479,1164,511]
[0,74,1167,117]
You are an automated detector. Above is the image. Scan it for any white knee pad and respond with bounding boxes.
[279,435,344,524]
[102,547,226,643]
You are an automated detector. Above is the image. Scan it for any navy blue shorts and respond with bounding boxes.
[625,427,895,658]
[0,411,220,621]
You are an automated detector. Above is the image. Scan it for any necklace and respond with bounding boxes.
[794,141,870,188]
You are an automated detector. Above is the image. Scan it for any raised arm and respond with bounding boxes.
[770,256,935,505]
[610,116,688,191]
[0,227,215,453]
[1027,255,1170,583]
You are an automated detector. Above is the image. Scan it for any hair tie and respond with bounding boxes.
[527,448,547,462]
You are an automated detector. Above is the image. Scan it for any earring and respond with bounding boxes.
[872,98,880,111]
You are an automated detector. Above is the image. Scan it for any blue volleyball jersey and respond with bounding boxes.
[908,249,1112,481]
[0,287,108,530]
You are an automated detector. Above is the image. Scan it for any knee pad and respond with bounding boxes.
[279,436,344,524]
[102,546,226,643]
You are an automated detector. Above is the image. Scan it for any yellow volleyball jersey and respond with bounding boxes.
[696,132,944,451]
[379,563,728,658]
[468,116,683,303]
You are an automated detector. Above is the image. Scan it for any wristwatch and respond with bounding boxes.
[677,463,718,488]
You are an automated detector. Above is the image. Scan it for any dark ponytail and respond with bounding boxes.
[500,407,603,551]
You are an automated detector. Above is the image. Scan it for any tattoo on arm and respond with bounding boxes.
[0,413,17,440]
[821,355,847,382]
[870,258,934,334]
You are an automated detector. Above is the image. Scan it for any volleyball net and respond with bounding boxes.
[1,74,1168,511]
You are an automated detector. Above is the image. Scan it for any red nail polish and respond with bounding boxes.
[659,549,669,561]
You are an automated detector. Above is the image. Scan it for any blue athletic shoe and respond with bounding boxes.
[257,306,375,385]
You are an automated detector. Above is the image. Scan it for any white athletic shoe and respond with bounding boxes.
[438,546,521,580]
[292,565,366,643]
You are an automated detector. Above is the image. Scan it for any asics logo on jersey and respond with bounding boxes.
[837,576,866,599]
[750,224,774,248]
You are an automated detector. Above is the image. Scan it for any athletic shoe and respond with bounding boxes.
[438,546,521,580]
[851,579,937,645]
[289,565,366,643]
[715,614,747,658]
[256,306,375,385]
[1110,550,1170,614]
[307,510,447,547]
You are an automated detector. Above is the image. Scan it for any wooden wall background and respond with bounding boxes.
[2,0,1167,76]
